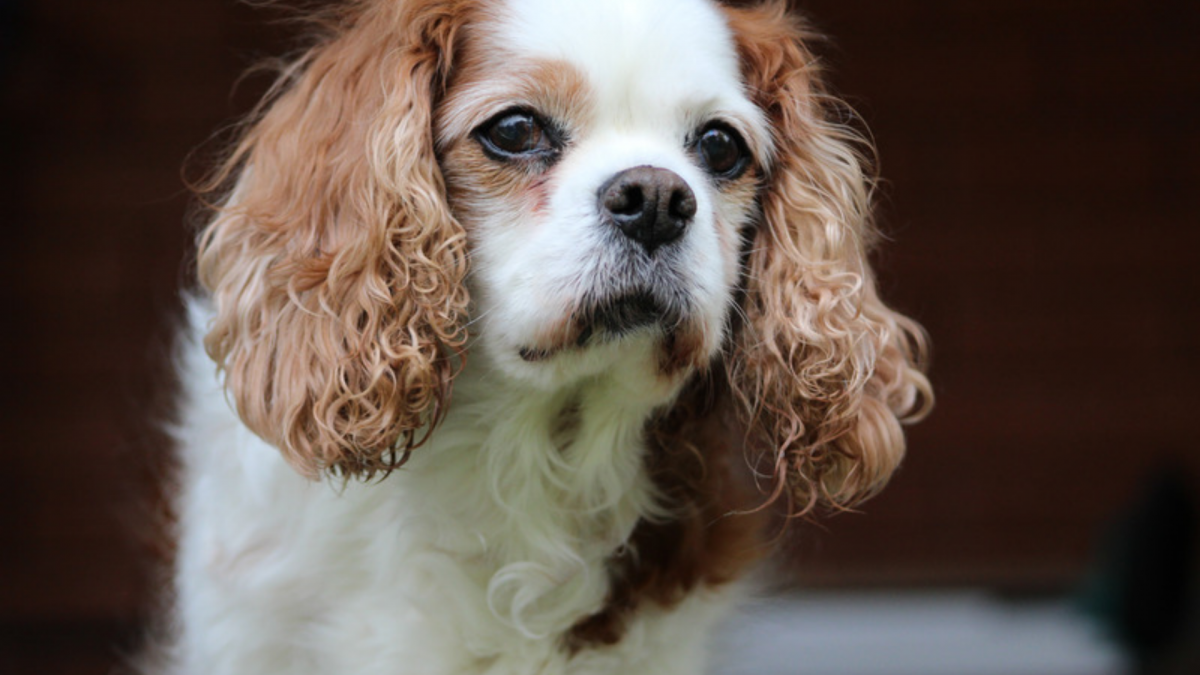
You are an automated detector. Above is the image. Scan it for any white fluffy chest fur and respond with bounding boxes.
[168,306,734,675]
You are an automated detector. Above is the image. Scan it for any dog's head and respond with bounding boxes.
[197,0,931,511]
[436,0,769,395]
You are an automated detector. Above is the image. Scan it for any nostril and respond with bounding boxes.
[606,184,644,217]
[669,187,697,222]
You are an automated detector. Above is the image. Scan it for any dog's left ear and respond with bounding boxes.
[196,1,474,478]
[723,2,933,512]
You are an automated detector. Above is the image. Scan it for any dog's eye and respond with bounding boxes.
[695,124,748,179]
[477,110,557,159]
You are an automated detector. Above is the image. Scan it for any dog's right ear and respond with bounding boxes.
[196,1,477,479]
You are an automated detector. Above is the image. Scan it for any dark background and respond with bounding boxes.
[2,0,1198,673]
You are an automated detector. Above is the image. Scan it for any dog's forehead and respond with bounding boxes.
[496,0,758,130]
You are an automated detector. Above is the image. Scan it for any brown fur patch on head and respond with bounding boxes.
[195,0,482,479]
[436,54,593,215]
[438,54,594,144]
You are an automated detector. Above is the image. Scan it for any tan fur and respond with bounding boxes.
[438,56,595,148]
[195,0,480,478]
[721,0,933,512]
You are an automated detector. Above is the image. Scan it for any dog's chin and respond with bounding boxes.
[518,291,680,364]
[512,288,716,389]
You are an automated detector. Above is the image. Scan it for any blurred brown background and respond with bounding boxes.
[2,0,1198,673]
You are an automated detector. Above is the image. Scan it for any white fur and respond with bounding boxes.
[161,1,766,673]
[168,302,734,675]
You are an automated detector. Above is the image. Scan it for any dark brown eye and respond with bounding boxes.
[696,124,748,178]
[477,109,558,160]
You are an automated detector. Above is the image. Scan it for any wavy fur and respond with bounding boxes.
[196,0,476,478]
[722,1,932,513]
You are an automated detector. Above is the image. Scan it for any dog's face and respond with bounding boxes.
[437,0,770,392]
[196,0,930,509]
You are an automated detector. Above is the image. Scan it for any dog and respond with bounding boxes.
[150,0,931,672]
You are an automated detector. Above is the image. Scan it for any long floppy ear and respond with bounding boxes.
[196,1,474,478]
[723,1,933,513]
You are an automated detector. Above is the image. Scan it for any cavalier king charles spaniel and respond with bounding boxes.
[150,0,931,672]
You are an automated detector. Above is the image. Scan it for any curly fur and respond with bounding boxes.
[150,1,932,673]
[196,0,477,478]
[722,1,932,512]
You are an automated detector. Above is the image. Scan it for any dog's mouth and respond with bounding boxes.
[579,290,672,342]
[518,291,681,363]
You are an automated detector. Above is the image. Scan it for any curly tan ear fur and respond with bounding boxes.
[723,1,932,513]
[196,0,477,478]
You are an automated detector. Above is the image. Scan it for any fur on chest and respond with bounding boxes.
[386,361,771,652]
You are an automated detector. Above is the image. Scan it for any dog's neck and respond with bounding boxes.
[396,343,679,638]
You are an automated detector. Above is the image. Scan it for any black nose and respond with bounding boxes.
[598,166,697,253]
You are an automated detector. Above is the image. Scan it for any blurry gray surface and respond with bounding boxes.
[711,591,1129,675]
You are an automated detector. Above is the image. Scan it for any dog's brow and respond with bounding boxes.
[439,56,594,145]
